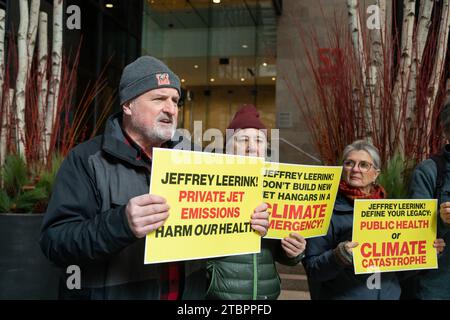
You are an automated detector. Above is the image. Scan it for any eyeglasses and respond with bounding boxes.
[343,160,375,172]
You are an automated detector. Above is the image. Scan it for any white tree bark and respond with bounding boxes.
[0,101,7,169]
[15,0,30,157]
[348,0,367,85]
[392,0,415,149]
[45,0,63,155]
[0,90,9,169]
[379,0,387,43]
[38,11,48,160]
[406,0,434,141]
[348,0,374,137]
[396,0,415,97]
[371,0,385,70]
[0,9,5,168]
[27,0,40,71]
[369,0,386,134]
[426,0,450,141]
[416,0,434,64]
[0,9,5,107]
[1,89,14,170]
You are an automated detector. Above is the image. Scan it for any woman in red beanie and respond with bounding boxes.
[206,104,307,300]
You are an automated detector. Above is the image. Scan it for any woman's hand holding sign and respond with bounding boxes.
[250,203,270,237]
[281,233,307,258]
[345,241,359,255]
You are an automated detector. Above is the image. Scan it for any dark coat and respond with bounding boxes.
[39,113,205,299]
[302,193,401,300]
[408,145,450,299]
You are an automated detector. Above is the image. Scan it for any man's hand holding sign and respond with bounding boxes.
[440,202,450,224]
[126,194,170,239]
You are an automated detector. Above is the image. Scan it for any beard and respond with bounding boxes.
[130,113,177,145]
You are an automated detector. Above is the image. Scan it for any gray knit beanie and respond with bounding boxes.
[119,56,181,105]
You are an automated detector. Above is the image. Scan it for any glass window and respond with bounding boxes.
[141,0,277,135]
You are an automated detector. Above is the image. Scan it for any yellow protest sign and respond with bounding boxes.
[352,199,438,274]
[264,162,342,239]
[145,148,264,264]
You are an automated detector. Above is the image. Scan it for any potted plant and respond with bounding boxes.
[0,0,115,298]
[0,154,63,299]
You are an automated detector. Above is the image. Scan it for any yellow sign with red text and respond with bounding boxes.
[352,199,438,274]
[264,162,342,239]
[144,148,264,264]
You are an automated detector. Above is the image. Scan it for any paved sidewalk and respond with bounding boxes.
[277,263,311,300]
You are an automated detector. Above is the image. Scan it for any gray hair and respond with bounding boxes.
[342,140,381,169]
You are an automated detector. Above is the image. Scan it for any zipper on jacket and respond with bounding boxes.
[253,253,257,300]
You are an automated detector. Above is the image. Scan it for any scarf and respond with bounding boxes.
[339,180,386,203]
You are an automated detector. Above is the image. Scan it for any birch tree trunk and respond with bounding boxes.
[0,101,7,170]
[371,0,385,71]
[347,0,372,136]
[348,0,367,84]
[379,0,388,44]
[416,0,434,63]
[369,0,386,136]
[1,89,14,170]
[16,0,30,157]
[425,0,450,146]
[395,0,415,103]
[45,0,63,156]
[0,9,5,106]
[392,0,415,151]
[406,0,434,145]
[38,11,48,161]
[27,0,40,71]
[0,9,5,168]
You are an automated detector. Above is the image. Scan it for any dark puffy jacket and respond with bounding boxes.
[408,145,450,299]
[303,193,401,300]
[39,112,205,299]
[206,238,303,300]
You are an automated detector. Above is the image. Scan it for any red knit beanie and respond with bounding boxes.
[227,104,267,130]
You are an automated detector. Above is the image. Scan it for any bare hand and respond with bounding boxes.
[434,238,446,254]
[250,203,270,237]
[125,194,170,238]
[440,202,450,224]
[281,233,307,258]
[345,241,359,256]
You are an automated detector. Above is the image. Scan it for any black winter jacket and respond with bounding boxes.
[39,113,205,299]
[408,145,450,299]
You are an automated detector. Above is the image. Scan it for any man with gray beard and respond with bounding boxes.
[39,56,270,300]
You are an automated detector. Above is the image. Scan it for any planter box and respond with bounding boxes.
[0,214,59,299]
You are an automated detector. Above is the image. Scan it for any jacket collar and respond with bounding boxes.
[333,193,354,214]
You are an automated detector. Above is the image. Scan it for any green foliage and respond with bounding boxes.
[0,154,63,213]
[0,189,11,212]
[378,153,414,199]
[13,187,48,212]
[36,153,64,196]
[2,154,28,197]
